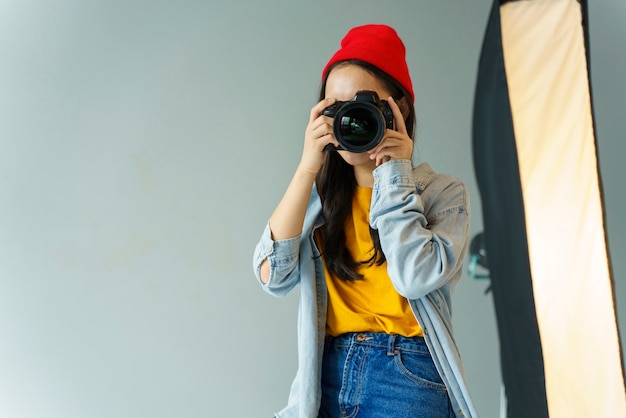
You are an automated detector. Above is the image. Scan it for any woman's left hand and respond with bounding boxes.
[368,97,413,167]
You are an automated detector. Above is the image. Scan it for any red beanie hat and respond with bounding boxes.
[321,24,414,102]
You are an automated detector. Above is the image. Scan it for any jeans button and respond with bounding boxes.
[357,333,366,341]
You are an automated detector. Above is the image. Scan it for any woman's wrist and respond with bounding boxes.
[295,164,320,183]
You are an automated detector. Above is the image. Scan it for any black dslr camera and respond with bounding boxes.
[321,90,394,153]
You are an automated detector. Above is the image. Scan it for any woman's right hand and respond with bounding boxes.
[298,98,339,176]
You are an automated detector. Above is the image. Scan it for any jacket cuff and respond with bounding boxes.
[372,159,415,190]
[253,223,300,285]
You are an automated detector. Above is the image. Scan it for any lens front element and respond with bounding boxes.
[339,109,377,144]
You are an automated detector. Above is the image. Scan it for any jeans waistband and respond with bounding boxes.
[325,332,427,354]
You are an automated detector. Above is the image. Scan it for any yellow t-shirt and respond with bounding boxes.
[320,186,422,337]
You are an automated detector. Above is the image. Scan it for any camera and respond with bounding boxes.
[321,90,394,153]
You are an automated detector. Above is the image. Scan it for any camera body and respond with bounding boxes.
[321,90,394,153]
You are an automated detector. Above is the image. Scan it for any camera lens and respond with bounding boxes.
[333,103,385,152]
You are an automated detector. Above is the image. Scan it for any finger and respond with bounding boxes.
[387,97,408,135]
[316,132,339,151]
[307,122,338,152]
[369,135,411,163]
[375,153,392,167]
[370,142,392,163]
[369,135,400,156]
[309,97,336,124]
[311,120,334,139]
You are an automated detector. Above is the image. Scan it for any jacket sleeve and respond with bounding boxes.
[369,160,470,300]
[252,222,302,297]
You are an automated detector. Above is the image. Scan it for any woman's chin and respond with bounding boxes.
[337,151,376,168]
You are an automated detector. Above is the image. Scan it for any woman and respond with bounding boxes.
[253,24,479,418]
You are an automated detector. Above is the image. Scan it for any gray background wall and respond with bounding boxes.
[1,1,623,417]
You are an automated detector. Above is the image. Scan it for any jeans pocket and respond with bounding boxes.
[393,349,448,392]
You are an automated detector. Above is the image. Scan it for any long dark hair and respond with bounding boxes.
[316,60,416,281]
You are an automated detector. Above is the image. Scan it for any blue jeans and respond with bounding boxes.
[319,333,454,418]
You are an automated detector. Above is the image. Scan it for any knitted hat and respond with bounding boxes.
[321,24,414,102]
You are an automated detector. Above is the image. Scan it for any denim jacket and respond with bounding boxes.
[253,160,479,418]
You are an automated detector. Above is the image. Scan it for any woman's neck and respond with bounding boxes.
[353,163,376,188]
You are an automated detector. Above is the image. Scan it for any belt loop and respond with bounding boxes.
[387,334,397,356]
